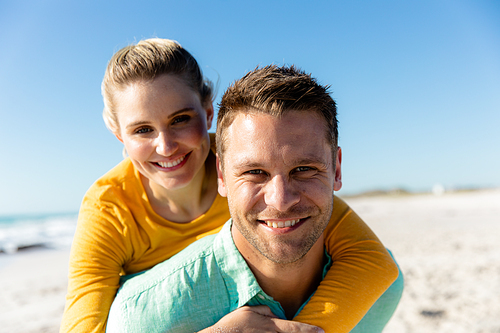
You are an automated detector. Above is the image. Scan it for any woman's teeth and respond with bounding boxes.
[265,219,300,228]
[157,156,185,168]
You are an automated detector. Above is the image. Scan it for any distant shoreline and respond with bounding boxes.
[338,186,499,198]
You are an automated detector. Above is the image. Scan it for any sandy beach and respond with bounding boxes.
[347,188,500,332]
[1,188,499,332]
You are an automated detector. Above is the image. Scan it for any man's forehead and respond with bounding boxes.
[223,111,332,168]
[226,110,327,136]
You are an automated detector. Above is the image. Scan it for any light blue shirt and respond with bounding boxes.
[106,220,403,332]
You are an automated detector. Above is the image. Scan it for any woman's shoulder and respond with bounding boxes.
[99,157,134,177]
[84,158,141,204]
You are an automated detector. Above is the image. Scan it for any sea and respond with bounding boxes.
[0,212,78,254]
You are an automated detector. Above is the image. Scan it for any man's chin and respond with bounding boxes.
[251,238,316,265]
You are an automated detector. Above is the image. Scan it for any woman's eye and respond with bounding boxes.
[172,115,191,124]
[135,127,152,134]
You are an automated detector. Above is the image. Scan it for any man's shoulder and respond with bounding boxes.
[115,234,217,301]
[107,233,234,332]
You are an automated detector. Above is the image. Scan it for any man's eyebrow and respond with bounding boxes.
[230,156,329,170]
[293,157,328,165]
[292,158,331,171]
[231,159,264,170]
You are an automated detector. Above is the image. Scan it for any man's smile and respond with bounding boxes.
[265,219,299,228]
[257,217,309,230]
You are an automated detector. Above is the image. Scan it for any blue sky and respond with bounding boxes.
[1,0,499,215]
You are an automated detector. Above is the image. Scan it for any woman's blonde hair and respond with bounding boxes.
[102,38,213,133]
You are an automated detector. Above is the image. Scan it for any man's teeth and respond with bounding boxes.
[265,219,300,228]
[157,156,185,168]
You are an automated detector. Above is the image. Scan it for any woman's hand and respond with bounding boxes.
[198,305,325,333]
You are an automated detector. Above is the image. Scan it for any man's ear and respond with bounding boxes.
[334,147,342,191]
[216,154,228,197]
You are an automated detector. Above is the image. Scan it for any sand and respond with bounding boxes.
[347,188,500,333]
[1,189,499,332]
[0,248,70,332]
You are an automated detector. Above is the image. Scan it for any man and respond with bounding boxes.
[106,65,403,333]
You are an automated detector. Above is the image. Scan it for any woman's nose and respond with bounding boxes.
[155,131,178,156]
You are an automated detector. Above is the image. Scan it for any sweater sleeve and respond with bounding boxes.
[60,193,131,333]
[293,196,399,332]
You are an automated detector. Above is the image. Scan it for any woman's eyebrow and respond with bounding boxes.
[125,108,196,129]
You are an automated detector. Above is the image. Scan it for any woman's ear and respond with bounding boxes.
[205,103,215,130]
[114,130,124,143]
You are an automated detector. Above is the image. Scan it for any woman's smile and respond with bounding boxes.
[152,152,190,170]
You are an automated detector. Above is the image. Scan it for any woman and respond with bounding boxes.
[60,38,398,333]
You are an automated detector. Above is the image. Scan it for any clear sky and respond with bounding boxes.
[1,0,499,216]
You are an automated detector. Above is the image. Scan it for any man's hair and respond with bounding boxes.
[102,38,213,134]
[216,65,338,164]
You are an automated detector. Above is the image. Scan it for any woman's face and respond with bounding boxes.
[114,74,213,191]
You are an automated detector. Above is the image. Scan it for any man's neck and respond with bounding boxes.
[232,227,325,319]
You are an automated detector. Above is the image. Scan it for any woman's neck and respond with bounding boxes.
[142,152,218,223]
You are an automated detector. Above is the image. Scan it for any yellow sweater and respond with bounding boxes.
[61,158,397,333]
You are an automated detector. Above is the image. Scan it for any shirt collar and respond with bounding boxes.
[213,219,262,310]
[212,219,332,315]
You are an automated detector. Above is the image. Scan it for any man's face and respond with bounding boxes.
[217,111,342,265]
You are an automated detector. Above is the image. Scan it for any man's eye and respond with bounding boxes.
[247,170,265,175]
[172,115,190,124]
[295,166,313,172]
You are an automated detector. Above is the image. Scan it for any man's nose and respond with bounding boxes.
[155,131,178,156]
[264,175,300,212]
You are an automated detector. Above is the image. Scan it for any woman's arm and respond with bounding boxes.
[198,306,324,333]
[293,196,399,333]
[60,202,130,333]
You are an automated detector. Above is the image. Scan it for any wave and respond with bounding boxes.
[0,213,77,254]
